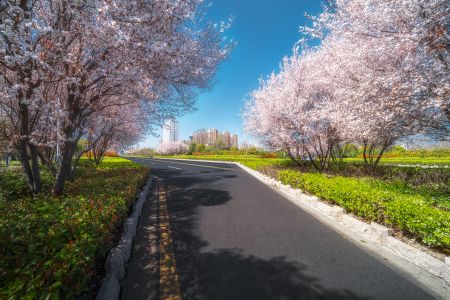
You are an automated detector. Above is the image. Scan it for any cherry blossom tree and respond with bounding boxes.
[156,141,188,156]
[48,0,230,194]
[0,106,13,161]
[0,0,55,192]
[245,0,448,170]
[301,0,449,167]
[244,50,342,171]
[1,0,231,194]
[86,103,144,165]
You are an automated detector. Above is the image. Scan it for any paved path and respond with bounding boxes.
[121,158,435,300]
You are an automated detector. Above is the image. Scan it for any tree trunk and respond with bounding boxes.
[37,148,57,176]
[67,155,74,181]
[29,143,42,192]
[17,100,42,194]
[362,140,369,166]
[305,147,322,172]
[71,148,89,179]
[286,147,303,167]
[17,140,42,194]
[373,142,390,168]
[52,141,73,195]
[18,139,35,192]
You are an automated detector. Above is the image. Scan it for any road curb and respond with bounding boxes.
[96,176,153,300]
[155,158,450,291]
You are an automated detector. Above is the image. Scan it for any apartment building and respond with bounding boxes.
[192,128,238,148]
[162,118,179,143]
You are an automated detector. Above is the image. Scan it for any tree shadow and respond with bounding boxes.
[166,184,370,300]
[179,250,367,300]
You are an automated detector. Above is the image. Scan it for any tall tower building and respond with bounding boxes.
[219,131,231,148]
[207,128,218,145]
[162,118,179,143]
[193,129,208,144]
[231,134,238,148]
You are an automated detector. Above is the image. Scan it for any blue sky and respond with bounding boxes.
[138,0,322,148]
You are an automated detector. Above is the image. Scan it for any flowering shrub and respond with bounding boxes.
[156,142,189,155]
[0,157,148,299]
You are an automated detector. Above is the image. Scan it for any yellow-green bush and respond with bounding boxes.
[277,170,450,250]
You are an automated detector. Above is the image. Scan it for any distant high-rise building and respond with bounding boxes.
[162,118,179,143]
[231,134,238,148]
[207,128,218,145]
[192,129,208,144]
[218,131,231,148]
[192,128,238,149]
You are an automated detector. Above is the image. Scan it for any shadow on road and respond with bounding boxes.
[165,177,370,300]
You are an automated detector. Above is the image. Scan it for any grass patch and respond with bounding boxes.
[0,160,21,168]
[344,156,450,165]
[0,157,148,299]
[156,154,293,169]
[157,154,450,167]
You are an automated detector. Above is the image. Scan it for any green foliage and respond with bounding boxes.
[126,147,155,157]
[163,147,450,165]
[388,145,407,154]
[0,168,54,202]
[205,144,221,153]
[77,139,88,152]
[188,143,197,154]
[0,157,148,299]
[387,148,450,158]
[0,171,31,202]
[277,170,450,250]
[344,156,450,165]
[197,144,206,152]
[342,143,359,158]
[229,146,238,154]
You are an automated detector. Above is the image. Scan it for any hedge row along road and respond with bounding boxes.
[121,158,439,299]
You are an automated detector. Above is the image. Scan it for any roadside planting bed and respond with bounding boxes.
[344,156,450,166]
[0,157,148,299]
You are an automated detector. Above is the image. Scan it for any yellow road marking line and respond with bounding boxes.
[158,181,182,300]
[154,159,237,171]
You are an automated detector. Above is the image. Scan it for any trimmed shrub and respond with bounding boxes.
[277,170,450,250]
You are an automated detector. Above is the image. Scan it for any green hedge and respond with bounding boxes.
[277,170,450,250]
[0,157,148,299]
[157,155,294,169]
[344,156,450,165]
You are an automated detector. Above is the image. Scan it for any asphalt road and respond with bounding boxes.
[121,158,435,300]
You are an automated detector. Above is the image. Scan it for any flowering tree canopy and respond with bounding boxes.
[244,0,449,170]
[156,141,188,156]
[0,0,231,193]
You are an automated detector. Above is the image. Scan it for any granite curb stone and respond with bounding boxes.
[96,176,153,300]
